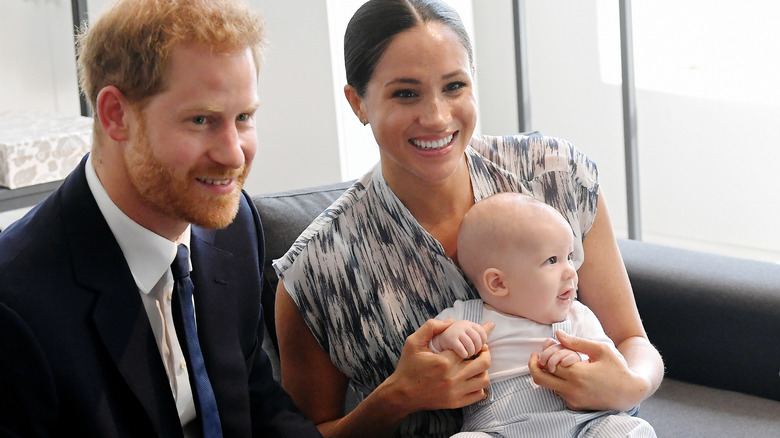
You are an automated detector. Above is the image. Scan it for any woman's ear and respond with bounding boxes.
[95,85,131,142]
[344,84,367,125]
[483,268,509,297]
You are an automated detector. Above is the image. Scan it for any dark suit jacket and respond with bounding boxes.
[0,157,320,437]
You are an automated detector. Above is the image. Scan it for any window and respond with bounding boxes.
[526,0,780,263]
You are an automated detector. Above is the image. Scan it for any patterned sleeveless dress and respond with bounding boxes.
[273,133,599,437]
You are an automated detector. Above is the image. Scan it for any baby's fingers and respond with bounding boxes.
[559,352,582,368]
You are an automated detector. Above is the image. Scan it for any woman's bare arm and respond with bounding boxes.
[275,282,492,437]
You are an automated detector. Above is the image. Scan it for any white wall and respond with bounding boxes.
[247,0,343,193]
[0,1,81,116]
[471,1,520,136]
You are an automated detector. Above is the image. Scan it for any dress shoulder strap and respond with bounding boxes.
[461,299,485,324]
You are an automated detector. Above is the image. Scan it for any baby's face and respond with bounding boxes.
[494,220,578,324]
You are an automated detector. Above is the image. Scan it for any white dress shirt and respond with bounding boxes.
[85,155,196,429]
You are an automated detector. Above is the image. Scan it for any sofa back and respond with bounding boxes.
[619,239,780,401]
[253,182,780,402]
[253,181,354,351]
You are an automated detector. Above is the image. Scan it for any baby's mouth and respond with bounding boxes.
[558,288,577,303]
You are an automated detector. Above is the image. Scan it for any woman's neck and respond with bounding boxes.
[392,160,472,222]
[385,157,474,260]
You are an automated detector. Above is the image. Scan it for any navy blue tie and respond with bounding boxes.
[171,244,223,438]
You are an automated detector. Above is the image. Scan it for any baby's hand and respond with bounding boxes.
[539,337,583,373]
[430,320,491,359]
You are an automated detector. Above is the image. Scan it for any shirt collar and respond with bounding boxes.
[85,154,191,294]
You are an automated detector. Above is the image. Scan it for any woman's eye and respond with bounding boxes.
[192,116,208,125]
[392,89,418,99]
[445,81,467,92]
[546,256,558,264]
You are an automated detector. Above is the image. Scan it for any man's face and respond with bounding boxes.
[125,43,259,231]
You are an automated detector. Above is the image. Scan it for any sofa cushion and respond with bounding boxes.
[639,378,780,437]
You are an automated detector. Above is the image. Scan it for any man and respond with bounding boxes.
[0,0,320,436]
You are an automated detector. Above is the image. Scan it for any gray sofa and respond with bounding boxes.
[253,182,780,437]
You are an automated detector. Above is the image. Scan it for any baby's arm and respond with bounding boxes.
[540,337,585,373]
[429,320,490,359]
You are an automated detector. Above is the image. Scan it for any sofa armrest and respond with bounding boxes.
[618,238,780,401]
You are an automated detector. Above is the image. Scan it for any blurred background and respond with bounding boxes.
[2,0,778,263]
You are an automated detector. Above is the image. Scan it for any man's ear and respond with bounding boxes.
[344,84,367,124]
[95,85,132,142]
[483,268,509,297]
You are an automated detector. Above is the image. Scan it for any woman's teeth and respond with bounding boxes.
[411,133,454,150]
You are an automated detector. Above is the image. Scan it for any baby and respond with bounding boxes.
[430,192,656,437]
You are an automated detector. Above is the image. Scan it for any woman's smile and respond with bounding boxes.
[410,132,456,151]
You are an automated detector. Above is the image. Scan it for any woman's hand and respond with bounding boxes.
[278,285,492,438]
[381,318,492,414]
[528,331,650,411]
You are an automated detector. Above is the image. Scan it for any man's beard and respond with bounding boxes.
[124,125,250,230]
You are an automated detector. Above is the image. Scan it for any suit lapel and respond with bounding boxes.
[190,226,235,330]
[189,227,245,420]
[60,158,181,437]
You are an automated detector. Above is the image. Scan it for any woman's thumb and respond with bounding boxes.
[556,330,602,359]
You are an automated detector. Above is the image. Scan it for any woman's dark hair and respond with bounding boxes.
[344,0,474,97]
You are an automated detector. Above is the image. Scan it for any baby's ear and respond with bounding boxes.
[483,268,509,297]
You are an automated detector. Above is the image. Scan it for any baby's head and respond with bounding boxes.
[457,193,578,324]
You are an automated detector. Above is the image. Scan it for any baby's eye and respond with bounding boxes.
[545,256,558,264]
[567,252,574,261]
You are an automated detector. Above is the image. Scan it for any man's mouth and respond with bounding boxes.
[410,133,455,150]
[196,177,232,186]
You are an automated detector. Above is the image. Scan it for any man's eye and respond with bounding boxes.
[192,116,208,125]
[237,113,250,122]
[392,89,417,99]
[546,256,558,264]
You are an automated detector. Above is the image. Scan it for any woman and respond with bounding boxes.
[274,1,663,436]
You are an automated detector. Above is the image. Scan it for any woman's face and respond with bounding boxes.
[348,22,477,189]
